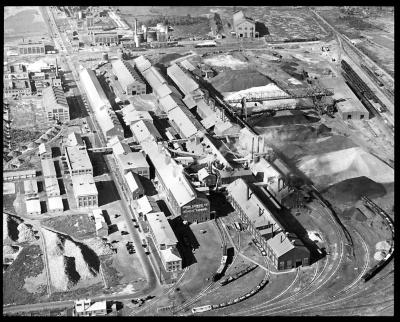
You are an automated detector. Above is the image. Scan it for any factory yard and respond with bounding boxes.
[3,5,394,317]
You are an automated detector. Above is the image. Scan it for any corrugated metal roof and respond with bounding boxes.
[180,59,196,71]
[167,64,199,95]
[79,68,110,112]
[168,106,199,138]
[112,59,144,90]
[147,211,178,246]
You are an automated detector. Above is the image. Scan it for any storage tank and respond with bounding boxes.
[147,30,157,42]
[141,25,147,41]
[78,11,83,19]
[134,34,143,47]
[102,52,109,62]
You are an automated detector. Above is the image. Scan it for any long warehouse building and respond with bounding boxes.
[112,59,146,96]
[79,68,124,140]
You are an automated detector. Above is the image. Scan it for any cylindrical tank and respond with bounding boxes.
[156,23,164,30]
[147,30,157,42]
[134,34,142,47]
[78,11,83,19]
[102,52,109,62]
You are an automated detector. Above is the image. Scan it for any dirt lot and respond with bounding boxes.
[3,244,48,305]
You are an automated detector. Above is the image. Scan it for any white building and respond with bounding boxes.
[112,59,146,96]
[24,179,38,197]
[26,198,41,215]
[124,171,145,199]
[41,158,57,178]
[115,151,150,178]
[130,120,162,143]
[72,174,98,208]
[146,211,182,272]
[92,208,108,237]
[65,146,93,176]
[48,196,64,212]
[74,299,107,316]
[44,177,60,197]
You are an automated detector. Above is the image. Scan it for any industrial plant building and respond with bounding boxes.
[72,174,98,208]
[26,198,41,216]
[115,151,150,178]
[17,41,46,55]
[24,179,39,198]
[91,31,119,45]
[227,178,310,270]
[4,170,36,182]
[130,120,162,143]
[48,196,64,213]
[92,209,108,237]
[111,59,146,95]
[79,68,124,139]
[141,140,210,223]
[44,176,60,197]
[41,158,57,178]
[3,63,32,97]
[232,10,256,38]
[42,86,70,123]
[146,211,182,272]
[65,146,93,177]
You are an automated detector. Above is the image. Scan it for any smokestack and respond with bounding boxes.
[135,19,138,35]
[251,137,254,161]
[55,58,59,77]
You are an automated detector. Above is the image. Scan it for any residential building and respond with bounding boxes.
[232,10,256,38]
[72,174,98,208]
[44,177,60,197]
[112,59,146,95]
[48,196,64,212]
[124,171,145,199]
[26,198,41,215]
[146,211,182,272]
[42,86,70,123]
[92,209,108,237]
[141,140,210,223]
[41,159,57,178]
[79,68,124,139]
[18,41,46,55]
[65,146,93,176]
[115,151,150,178]
[73,299,107,316]
[226,178,310,270]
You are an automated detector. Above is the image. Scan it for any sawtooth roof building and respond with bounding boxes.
[112,59,146,96]
[42,86,70,123]
[79,68,124,140]
[227,178,310,270]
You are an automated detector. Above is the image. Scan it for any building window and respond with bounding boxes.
[360,115,364,119]
[347,114,352,119]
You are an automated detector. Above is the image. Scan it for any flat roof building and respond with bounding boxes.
[44,176,60,197]
[43,86,70,123]
[72,174,98,208]
[65,146,93,177]
[112,59,146,96]
[48,196,64,212]
[115,151,150,178]
[74,299,107,316]
[26,198,41,215]
[4,169,36,181]
[41,159,57,178]
[65,132,85,148]
[146,211,182,272]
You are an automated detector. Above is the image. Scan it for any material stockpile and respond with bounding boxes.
[3,245,19,256]
[203,54,248,70]
[17,223,37,243]
[42,228,101,291]
[84,237,114,256]
[3,214,23,245]
[298,147,394,189]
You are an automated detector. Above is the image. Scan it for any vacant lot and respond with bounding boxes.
[3,244,47,305]
[41,214,97,240]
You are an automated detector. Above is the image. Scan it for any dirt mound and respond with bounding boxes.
[374,251,386,261]
[3,245,19,255]
[41,228,100,291]
[376,240,391,252]
[84,238,114,256]
[299,147,394,189]
[204,54,248,70]
[3,214,23,244]
[258,124,320,144]
[322,176,387,203]
[17,223,36,243]
[210,69,272,92]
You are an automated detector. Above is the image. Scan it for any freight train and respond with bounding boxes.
[219,264,258,286]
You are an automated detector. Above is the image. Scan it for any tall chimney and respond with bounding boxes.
[135,19,138,35]
[55,58,59,77]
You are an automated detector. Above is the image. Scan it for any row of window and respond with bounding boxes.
[71,169,93,175]
[237,26,254,31]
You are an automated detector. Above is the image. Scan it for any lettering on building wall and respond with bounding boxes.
[182,203,208,214]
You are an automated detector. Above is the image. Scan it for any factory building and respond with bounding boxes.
[122,110,153,127]
[124,171,145,199]
[4,169,36,181]
[146,211,182,272]
[167,103,204,139]
[227,178,310,270]
[141,66,171,99]
[48,196,64,213]
[24,179,39,198]
[130,120,162,143]
[232,10,256,38]
[107,136,131,155]
[320,77,369,120]
[141,140,210,223]
[18,42,46,55]
[41,158,57,178]
[133,55,152,73]
[73,299,107,317]
[65,146,93,177]
[167,64,200,97]
[115,151,150,178]
[38,143,52,159]
[250,157,290,202]
[42,86,70,123]
[26,199,41,215]
[64,132,85,148]
[79,68,124,139]
[92,31,119,45]
[44,176,60,197]
[3,63,32,97]
[72,174,98,208]
[111,59,146,96]
[137,195,161,216]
